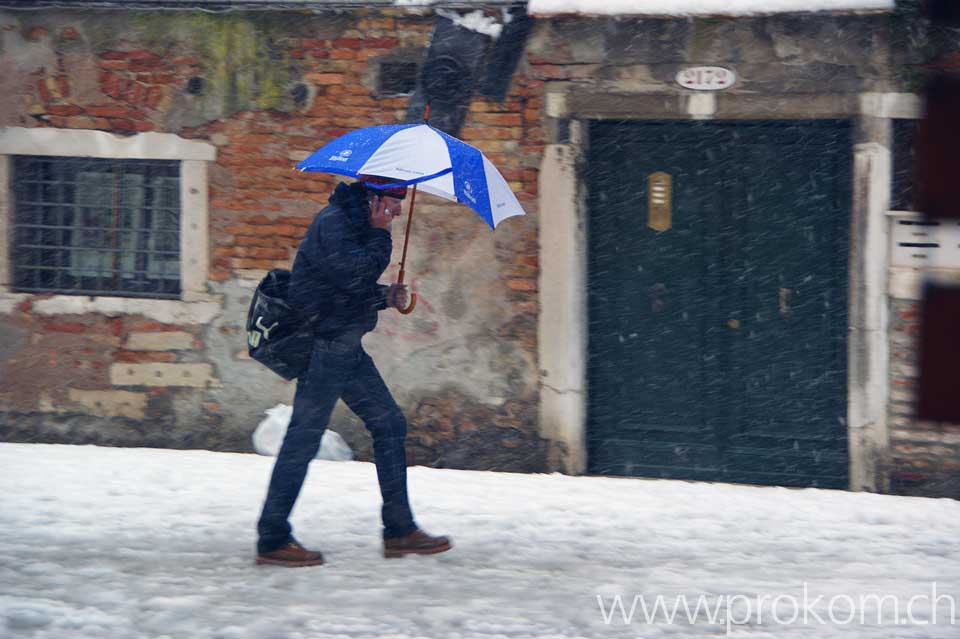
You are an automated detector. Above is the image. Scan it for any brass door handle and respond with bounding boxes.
[779,287,792,317]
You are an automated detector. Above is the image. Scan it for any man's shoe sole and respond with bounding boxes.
[383,542,452,559]
[255,556,325,567]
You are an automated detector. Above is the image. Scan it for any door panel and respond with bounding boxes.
[586,121,850,488]
[587,124,726,477]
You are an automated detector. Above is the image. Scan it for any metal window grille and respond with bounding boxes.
[11,155,181,299]
[378,61,419,97]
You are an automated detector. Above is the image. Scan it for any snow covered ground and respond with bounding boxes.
[1,443,958,639]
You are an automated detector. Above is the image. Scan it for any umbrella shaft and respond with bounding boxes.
[398,183,417,285]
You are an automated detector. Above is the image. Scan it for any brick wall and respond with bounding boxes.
[0,7,548,471]
[1,304,229,448]
[888,299,960,496]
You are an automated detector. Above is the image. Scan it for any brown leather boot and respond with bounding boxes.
[255,540,325,567]
[383,528,452,558]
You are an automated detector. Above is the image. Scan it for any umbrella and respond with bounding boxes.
[295,109,525,314]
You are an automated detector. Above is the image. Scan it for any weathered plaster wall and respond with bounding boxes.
[0,7,546,472]
[525,14,895,98]
[524,10,959,497]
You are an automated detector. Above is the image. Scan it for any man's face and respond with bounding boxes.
[381,195,403,218]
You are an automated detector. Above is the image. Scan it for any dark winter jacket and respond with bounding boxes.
[288,182,393,337]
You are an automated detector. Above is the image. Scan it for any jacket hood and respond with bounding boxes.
[329,181,370,232]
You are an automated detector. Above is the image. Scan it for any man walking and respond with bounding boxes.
[255,176,452,567]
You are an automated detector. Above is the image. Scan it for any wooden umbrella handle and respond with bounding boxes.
[396,253,417,314]
[397,292,417,315]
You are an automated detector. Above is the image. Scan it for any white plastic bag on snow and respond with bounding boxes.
[252,403,353,461]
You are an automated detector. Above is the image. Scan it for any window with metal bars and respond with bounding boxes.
[11,155,181,299]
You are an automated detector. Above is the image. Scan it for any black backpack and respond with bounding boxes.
[245,269,320,380]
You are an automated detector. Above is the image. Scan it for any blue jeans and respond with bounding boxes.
[257,335,418,553]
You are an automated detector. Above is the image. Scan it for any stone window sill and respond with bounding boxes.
[0,287,222,325]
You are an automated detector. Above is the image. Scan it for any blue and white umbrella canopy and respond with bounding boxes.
[295,123,525,229]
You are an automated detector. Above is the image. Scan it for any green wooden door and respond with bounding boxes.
[586,121,850,488]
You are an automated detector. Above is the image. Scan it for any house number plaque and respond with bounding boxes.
[676,66,736,91]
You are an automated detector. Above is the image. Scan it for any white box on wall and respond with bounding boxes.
[890,212,960,269]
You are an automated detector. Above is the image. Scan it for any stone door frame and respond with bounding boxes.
[537,90,923,492]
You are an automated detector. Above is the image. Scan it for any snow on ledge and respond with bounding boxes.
[436,9,509,39]
[528,0,895,17]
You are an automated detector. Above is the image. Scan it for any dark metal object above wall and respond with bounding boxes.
[406,7,532,136]
[479,7,534,102]
[406,16,489,135]
[927,0,960,26]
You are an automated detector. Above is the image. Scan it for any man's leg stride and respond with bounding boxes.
[341,349,452,558]
[255,343,349,566]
